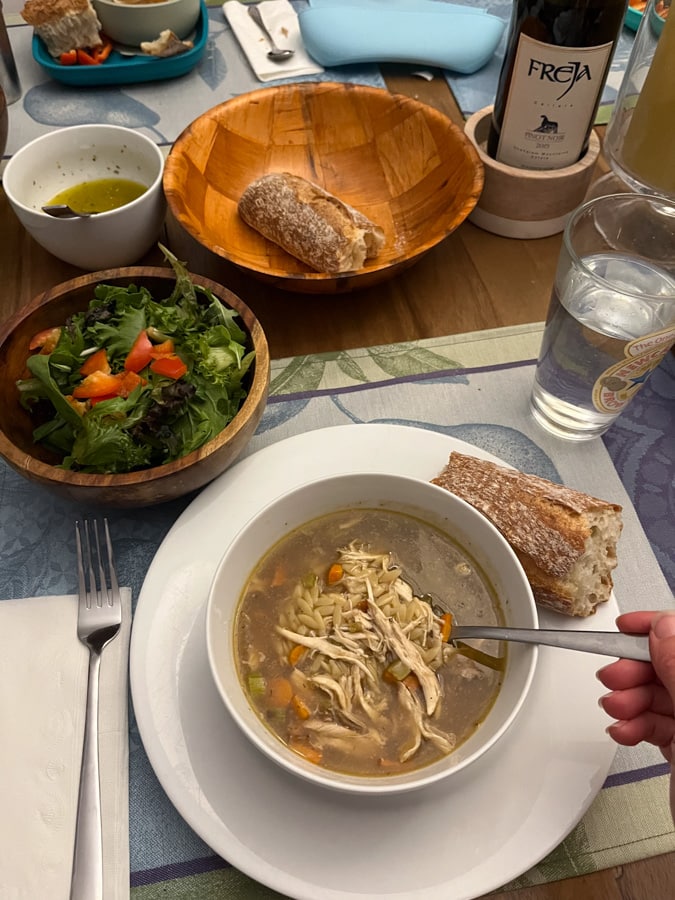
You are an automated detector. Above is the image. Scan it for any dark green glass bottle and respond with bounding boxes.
[487,0,628,170]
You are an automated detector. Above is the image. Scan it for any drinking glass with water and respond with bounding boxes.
[530,193,675,441]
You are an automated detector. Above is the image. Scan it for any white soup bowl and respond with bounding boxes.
[206,471,538,796]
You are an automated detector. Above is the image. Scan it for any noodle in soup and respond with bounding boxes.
[234,508,505,777]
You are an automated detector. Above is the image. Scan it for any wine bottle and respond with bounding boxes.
[487,0,627,170]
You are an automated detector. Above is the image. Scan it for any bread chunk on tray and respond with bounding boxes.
[238,172,385,274]
[431,452,623,618]
[22,0,102,57]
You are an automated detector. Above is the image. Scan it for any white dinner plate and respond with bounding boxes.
[130,424,617,900]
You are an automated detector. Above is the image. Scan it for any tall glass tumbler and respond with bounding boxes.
[530,193,675,441]
[588,0,675,202]
[605,0,675,198]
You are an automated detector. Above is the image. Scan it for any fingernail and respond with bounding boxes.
[605,722,627,735]
[653,611,675,639]
[598,692,611,707]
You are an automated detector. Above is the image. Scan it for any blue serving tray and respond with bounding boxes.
[32,0,208,86]
[624,0,666,34]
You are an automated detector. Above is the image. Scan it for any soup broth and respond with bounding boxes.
[235,508,505,778]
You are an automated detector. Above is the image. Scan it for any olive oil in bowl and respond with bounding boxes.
[48,177,148,214]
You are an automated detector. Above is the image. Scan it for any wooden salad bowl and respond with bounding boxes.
[163,82,484,294]
[0,267,270,508]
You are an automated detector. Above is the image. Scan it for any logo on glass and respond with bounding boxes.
[592,327,675,414]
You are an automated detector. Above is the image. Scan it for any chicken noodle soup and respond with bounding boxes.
[235,508,505,777]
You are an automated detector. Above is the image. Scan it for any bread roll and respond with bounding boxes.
[22,0,102,57]
[238,172,385,274]
[431,452,623,617]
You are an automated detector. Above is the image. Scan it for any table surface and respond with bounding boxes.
[1,67,674,900]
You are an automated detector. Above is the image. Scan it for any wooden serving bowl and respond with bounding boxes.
[0,268,270,508]
[163,82,484,294]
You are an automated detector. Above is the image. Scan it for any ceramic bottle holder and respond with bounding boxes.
[464,105,601,240]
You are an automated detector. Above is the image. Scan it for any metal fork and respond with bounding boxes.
[70,519,122,900]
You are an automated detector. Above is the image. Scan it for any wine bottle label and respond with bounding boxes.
[496,34,612,170]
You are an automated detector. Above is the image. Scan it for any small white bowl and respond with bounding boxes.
[3,124,165,270]
[92,0,201,46]
[206,472,538,796]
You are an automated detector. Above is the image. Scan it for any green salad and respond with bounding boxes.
[17,248,256,474]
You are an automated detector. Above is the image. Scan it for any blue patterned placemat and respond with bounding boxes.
[2,1,384,159]
[3,0,636,161]
[1,326,673,898]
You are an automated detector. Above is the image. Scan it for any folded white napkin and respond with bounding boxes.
[223,0,324,82]
[0,590,131,900]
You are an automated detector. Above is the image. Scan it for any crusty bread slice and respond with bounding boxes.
[21,0,102,57]
[431,452,623,617]
[238,172,385,274]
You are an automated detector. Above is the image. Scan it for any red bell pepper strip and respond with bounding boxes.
[73,371,125,399]
[150,339,175,357]
[79,348,111,376]
[29,326,61,353]
[89,393,119,407]
[124,330,154,372]
[76,48,100,65]
[92,39,113,63]
[85,371,146,405]
[150,355,188,380]
[119,370,146,396]
[59,49,77,65]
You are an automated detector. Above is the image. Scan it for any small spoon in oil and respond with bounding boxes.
[42,204,93,219]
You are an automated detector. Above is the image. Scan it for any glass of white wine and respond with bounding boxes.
[589,0,675,200]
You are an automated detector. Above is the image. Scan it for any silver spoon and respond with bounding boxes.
[451,624,651,662]
[247,4,295,62]
[42,204,93,219]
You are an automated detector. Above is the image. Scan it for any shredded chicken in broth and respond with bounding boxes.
[235,509,504,777]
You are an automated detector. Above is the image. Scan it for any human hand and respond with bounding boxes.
[597,610,675,823]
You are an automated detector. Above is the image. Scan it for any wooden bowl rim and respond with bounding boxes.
[0,266,270,488]
[164,81,484,285]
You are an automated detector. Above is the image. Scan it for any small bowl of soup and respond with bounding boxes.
[206,471,538,795]
[3,124,165,270]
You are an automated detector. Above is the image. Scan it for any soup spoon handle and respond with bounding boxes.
[451,626,651,662]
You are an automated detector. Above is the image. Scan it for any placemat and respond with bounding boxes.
[2,0,636,161]
[1,0,384,159]
[1,323,673,898]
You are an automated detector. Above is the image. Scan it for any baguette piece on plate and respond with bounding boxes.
[431,452,623,617]
[22,0,102,57]
[238,172,385,274]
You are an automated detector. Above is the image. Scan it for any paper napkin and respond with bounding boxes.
[223,0,324,82]
[0,590,132,900]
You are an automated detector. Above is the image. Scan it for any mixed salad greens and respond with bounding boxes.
[17,248,256,474]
